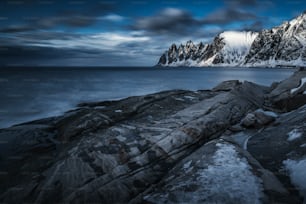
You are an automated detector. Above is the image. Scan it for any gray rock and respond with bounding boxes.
[0,71,305,204]
[140,139,290,204]
[266,70,306,112]
[254,109,277,125]
[241,113,257,127]
[247,104,306,203]
[241,109,278,128]
[212,80,241,92]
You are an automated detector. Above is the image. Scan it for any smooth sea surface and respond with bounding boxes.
[0,67,296,128]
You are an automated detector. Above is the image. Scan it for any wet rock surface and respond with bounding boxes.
[0,70,306,204]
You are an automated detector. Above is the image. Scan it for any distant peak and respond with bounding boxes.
[186,40,194,45]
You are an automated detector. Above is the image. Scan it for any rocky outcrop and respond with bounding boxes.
[157,12,306,67]
[157,31,257,67]
[245,12,306,66]
[0,70,306,203]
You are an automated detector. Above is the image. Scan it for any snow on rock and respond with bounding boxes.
[291,77,306,94]
[287,129,303,141]
[255,109,278,118]
[243,12,306,67]
[197,142,263,204]
[157,12,306,67]
[182,160,193,173]
[218,31,258,65]
[220,31,258,49]
[183,95,196,100]
[158,31,257,67]
[144,142,264,204]
[283,158,306,199]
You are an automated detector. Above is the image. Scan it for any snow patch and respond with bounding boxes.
[144,142,264,203]
[220,31,258,50]
[183,95,196,100]
[182,160,193,173]
[291,77,306,94]
[196,143,263,203]
[283,158,306,199]
[114,109,122,113]
[116,135,127,142]
[174,97,185,101]
[245,58,306,68]
[255,108,278,118]
[300,143,306,148]
[287,129,303,141]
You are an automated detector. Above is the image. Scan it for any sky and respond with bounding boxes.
[0,0,305,66]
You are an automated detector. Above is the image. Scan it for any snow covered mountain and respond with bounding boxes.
[245,11,306,67]
[157,12,306,67]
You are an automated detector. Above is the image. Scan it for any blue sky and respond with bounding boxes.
[0,0,305,66]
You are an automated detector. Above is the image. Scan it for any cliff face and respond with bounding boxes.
[245,12,306,67]
[157,12,306,67]
[0,70,306,204]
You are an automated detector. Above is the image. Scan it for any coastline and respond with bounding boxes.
[0,69,305,203]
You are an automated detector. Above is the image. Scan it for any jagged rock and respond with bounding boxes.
[158,53,167,65]
[157,31,256,67]
[157,12,306,67]
[245,12,306,67]
[0,71,305,204]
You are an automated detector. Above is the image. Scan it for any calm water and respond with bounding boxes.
[0,67,295,128]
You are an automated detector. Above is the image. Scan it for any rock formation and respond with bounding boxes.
[0,70,306,203]
[157,12,306,67]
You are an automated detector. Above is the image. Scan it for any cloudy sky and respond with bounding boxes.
[0,0,305,66]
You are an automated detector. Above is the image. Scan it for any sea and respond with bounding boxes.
[0,67,296,129]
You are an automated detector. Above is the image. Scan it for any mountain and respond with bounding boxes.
[157,12,306,67]
[245,12,306,67]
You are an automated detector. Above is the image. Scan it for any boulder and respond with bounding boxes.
[266,70,306,111]
[241,109,277,128]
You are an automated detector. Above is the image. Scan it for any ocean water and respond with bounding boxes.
[0,67,295,128]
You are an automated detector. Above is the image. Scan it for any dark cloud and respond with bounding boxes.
[37,15,96,28]
[0,43,153,66]
[0,1,116,33]
[132,8,200,35]
[0,45,81,61]
[0,25,35,33]
[0,45,100,66]
[243,21,264,31]
[131,7,258,38]
[0,15,98,34]
[202,8,257,24]
[226,0,258,7]
[0,31,82,47]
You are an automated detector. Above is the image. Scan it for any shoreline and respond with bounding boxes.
[0,67,297,129]
[0,70,305,203]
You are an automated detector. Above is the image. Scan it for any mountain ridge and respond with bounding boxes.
[157,12,306,67]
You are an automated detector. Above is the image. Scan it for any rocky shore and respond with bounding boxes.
[0,69,306,204]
